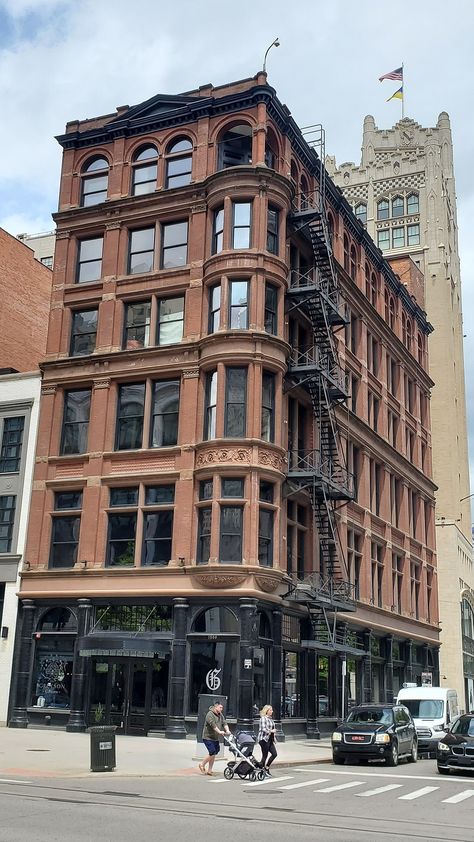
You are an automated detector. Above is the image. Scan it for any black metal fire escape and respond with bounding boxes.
[284,125,356,648]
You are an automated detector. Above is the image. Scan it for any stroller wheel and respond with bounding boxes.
[249,770,257,782]
[224,766,234,780]
[257,769,266,781]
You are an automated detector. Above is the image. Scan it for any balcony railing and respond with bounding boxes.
[287,449,354,498]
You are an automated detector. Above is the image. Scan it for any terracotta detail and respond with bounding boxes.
[255,575,281,593]
[196,448,251,466]
[192,572,248,588]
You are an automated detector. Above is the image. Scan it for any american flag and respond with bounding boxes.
[379,67,403,82]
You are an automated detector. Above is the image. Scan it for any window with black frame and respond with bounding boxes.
[49,491,82,568]
[70,310,98,356]
[116,383,145,450]
[123,301,151,349]
[142,485,174,566]
[106,487,138,567]
[258,481,274,568]
[0,415,25,473]
[208,283,221,333]
[229,280,248,329]
[212,207,224,254]
[60,389,91,455]
[264,283,278,335]
[224,367,247,437]
[219,506,243,564]
[267,206,279,255]
[261,371,275,442]
[0,495,16,553]
[150,380,180,447]
[204,370,217,440]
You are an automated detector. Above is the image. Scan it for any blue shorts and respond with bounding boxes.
[203,738,220,756]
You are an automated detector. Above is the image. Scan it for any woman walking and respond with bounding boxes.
[258,704,277,776]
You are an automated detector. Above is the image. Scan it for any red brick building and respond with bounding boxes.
[9,73,439,738]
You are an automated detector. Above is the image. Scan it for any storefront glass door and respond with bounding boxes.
[90,658,167,735]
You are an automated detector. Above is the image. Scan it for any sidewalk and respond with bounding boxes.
[0,727,332,779]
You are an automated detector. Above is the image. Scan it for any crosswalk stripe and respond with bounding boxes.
[244,775,294,787]
[442,790,474,804]
[209,778,229,783]
[398,786,439,801]
[357,784,403,797]
[315,781,365,793]
[279,778,329,790]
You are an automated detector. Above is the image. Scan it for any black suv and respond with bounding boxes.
[332,704,418,767]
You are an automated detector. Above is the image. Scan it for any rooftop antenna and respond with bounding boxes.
[263,38,280,73]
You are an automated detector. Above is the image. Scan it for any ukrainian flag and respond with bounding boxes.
[387,85,403,102]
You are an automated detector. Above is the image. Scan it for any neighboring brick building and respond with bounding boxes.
[0,228,52,372]
[10,74,439,738]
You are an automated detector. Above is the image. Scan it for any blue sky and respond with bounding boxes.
[1,0,474,484]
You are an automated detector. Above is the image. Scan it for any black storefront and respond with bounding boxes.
[8,596,440,737]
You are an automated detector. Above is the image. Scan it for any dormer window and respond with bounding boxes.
[81,157,109,207]
[131,145,158,195]
[165,137,193,188]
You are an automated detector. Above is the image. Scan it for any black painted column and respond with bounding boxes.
[272,608,285,742]
[385,635,394,703]
[432,647,440,686]
[306,648,319,738]
[67,598,92,732]
[165,597,189,739]
[405,640,414,683]
[237,598,257,733]
[362,629,372,703]
[9,599,36,728]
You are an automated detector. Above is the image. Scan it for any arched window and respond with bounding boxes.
[192,606,239,633]
[131,145,158,195]
[377,199,389,221]
[402,312,407,345]
[370,272,378,306]
[389,295,395,330]
[365,263,371,299]
[81,157,109,206]
[165,137,192,189]
[265,128,278,170]
[37,607,77,632]
[290,160,298,184]
[384,288,389,322]
[406,318,412,352]
[350,244,357,280]
[392,196,404,218]
[327,212,335,250]
[407,193,419,215]
[300,176,309,210]
[258,611,272,638]
[217,124,252,170]
[417,332,424,364]
[343,234,350,273]
[355,202,367,224]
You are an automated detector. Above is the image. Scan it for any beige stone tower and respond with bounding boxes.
[328,113,474,709]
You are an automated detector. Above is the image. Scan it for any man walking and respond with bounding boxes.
[199,700,231,776]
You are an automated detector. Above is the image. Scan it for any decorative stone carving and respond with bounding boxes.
[182,368,200,379]
[255,575,281,593]
[193,573,248,589]
[41,384,58,396]
[93,378,111,390]
[258,449,286,471]
[196,448,251,466]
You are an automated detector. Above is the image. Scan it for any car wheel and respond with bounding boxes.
[386,742,399,767]
[407,741,418,763]
[333,755,345,765]
[437,765,450,775]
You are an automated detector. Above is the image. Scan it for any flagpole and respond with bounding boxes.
[402,62,405,119]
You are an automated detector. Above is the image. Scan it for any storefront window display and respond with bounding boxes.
[188,641,238,716]
[31,636,74,709]
[283,651,305,717]
[317,655,329,716]
[253,646,270,712]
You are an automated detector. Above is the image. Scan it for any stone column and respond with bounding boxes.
[272,608,285,742]
[306,649,319,739]
[66,599,92,732]
[405,640,414,683]
[9,600,36,728]
[237,598,257,732]
[362,629,373,703]
[385,635,394,703]
[165,598,189,739]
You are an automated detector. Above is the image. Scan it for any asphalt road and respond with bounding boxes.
[1,759,474,842]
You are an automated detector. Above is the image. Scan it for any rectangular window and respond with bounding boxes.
[347,529,362,599]
[128,227,155,274]
[368,391,380,432]
[261,371,275,442]
[142,509,173,566]
[267,206,279,254]
[197,507,212,564]
[264,283,278,334]
[157,296,184,345]
[407,224,420,246]
[232,202,251,249]
[123,301,151,349]
[70,310,98,357]
[0,416,25,473]
[209,284,221,333]
[350,374,359,414]
[392,553,404,612]
[221,478,244,498]
[204,370,217,440]
[212,207,224,254]
[116,384,145,450]
[377,229,389,250]
[60,390,91,455]
[367,334,379,376]
[150,380,180,447]
[107,512,137,567]
[161,220,188,268]
[224,367,247,437]
[0,495,16,553]
[259,481,274,503]
[258,508,274,567]
[76,237,103,283]
[219,506,242,563]
[49,491,82,569]
[199,479,213,501]
[392,227,405,248]
[229,280,248,329]
[371,542,384,607]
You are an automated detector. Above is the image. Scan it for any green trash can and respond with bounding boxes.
[90,725,116,772]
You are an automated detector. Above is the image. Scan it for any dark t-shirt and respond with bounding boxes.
[202,708,227,740]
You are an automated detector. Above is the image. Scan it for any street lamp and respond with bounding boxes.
[263,38,280,73]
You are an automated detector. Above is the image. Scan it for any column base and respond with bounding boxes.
[66,711,87,733]
[274,720,285,742]
[306,718,320,739]
[165,719,187,739]
[9,709,28,728]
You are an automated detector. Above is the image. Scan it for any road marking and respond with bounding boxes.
[315,781,365,793]
[244,775,294,787]
[441,789,474,804]
[293,767,474,783]
[357,784,403,797]
[398,786,439,800]
[0,778,33,784]
[279,778,329,790]
[209,778,230,783]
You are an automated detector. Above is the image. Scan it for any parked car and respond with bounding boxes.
[331,704,418,767]
[397,686,459,755]
[437,713,474,775]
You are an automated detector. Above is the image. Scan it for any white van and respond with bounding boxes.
[396,686,459,754]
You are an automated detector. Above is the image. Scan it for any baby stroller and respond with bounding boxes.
[224,731,266,781]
